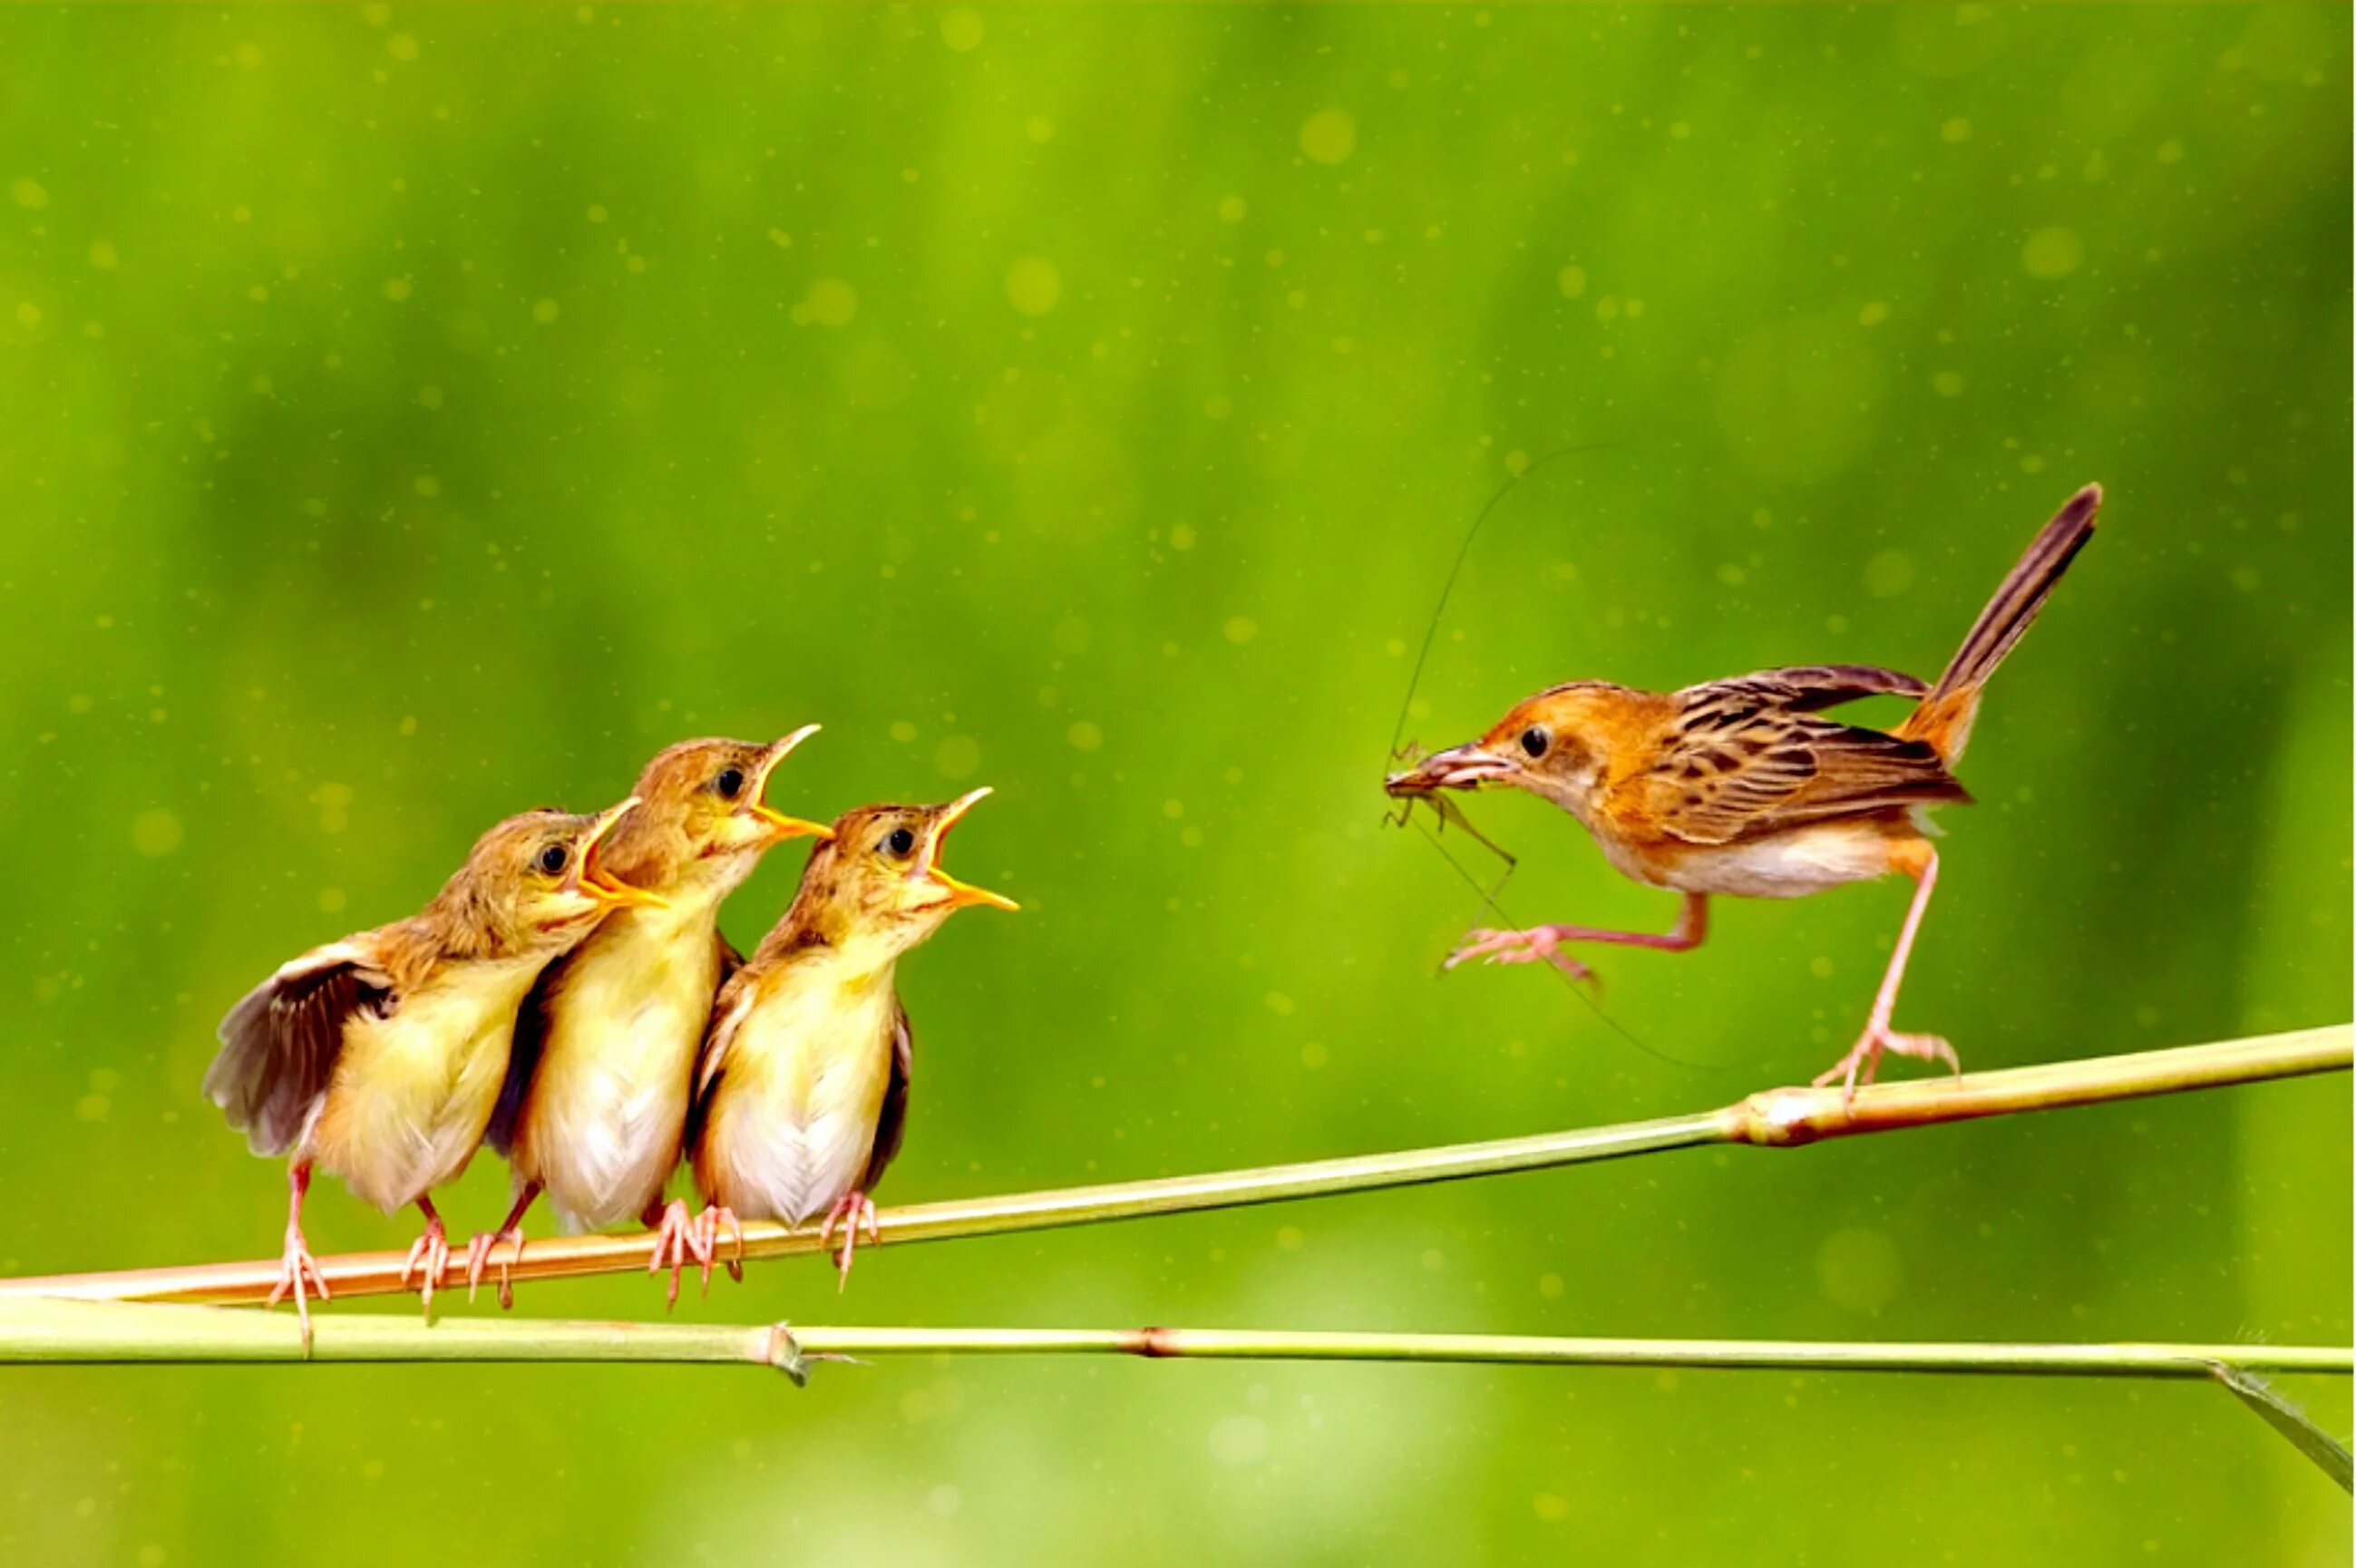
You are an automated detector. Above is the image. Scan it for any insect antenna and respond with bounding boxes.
[1385,442,1759,1076]
[1387,440,1616,763]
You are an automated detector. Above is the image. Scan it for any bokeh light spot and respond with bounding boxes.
[131,809,182,856]
[1300,108,1357,165]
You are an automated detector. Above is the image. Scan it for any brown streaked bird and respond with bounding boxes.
[683,788,1017,1293]
[1385,484,2101,1095]
[472,728,832,1306]
[204,799,663,1345]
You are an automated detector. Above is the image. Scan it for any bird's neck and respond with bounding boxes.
[561,891,723,984]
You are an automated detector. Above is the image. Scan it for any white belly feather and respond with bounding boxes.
[1657,820,1898,899]
[520,908,721,1232]
[706,971,896,1224]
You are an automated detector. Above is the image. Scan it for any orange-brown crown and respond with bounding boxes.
[593,729,828,896]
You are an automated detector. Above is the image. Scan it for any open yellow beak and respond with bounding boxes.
[920,786,1018,912]
[746,725,833,843]
[578,795,669,910]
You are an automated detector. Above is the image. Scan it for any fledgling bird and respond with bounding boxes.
[204,799,663,1344]
[684,788,1017,1293]
[472,729,832,1306]
[1385,484,2101,1095]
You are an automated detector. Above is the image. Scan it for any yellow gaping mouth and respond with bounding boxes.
[745,724,832,842]
[918,786,1018,911]
[577,796,668,909]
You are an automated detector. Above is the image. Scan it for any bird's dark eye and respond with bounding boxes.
[885,827,916,857]
[713,766,745,800]
[1519,726,1550,759]
[537,843,570,876]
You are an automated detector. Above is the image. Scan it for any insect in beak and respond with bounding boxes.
[1384,743,1518,797]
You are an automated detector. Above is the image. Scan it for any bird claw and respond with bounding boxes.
[399,1219,451,1318]
[1814,1024,1961,1105]
[682,1205,744,1299]
[265,1227,330,1353]
[1444,927,1597,985]
[647,1199,709,1311]
[818,1192,881,1291]
[463,1227,526,1310]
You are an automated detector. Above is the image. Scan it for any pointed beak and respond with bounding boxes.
[919,786,1018,912]
[1384,743,1518,797]
[578,796,668,909]
[745,724,832,842]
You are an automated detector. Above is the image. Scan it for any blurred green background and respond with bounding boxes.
[1,5,2348,1563]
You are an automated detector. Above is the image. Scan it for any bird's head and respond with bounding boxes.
[595,727,832,904]
[785,788,1017,961]
[435,797,670,958]
[1384,682,1625,820]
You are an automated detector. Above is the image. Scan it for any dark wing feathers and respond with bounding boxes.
[1648,676,1969,846]
[204,942,391,1157]
[861,1002,914,1192]
[484,958,560,1157]
[1685,665,1930,715]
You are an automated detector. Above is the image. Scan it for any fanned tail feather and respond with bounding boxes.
[1902,483,2100,763]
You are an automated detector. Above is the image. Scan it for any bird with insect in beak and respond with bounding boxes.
[472,729,832,1307]
[203,799,664,1346]
[1386,484,2101,1096]
[683,787,1017,1294]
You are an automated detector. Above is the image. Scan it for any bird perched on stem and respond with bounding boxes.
[684,788,1017,1295]
[204,799,663,1346]
[474,729,832,1307]
[1385,484,2101,1096]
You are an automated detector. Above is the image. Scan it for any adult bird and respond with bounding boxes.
[1386,484,2100,1094]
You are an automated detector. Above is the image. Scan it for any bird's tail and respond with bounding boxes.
[1900,483,2101,764]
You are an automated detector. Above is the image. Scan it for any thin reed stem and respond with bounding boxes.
[1,1298,2345,1380]
[0,1026,2341,1309]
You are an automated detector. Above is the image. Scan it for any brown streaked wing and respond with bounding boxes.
[1641,705,1969,847]
[204,941,394,1157]
[1676,665,1930,723]
[860,1002,913,1193]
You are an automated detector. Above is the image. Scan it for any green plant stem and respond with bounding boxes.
[1,1298,2345,1379]
[0,1025,2342,1307]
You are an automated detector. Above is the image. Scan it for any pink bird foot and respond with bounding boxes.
[819,1191,881,1290]
[462,1226,527,1310]
[1814,1022,1960,1104]
[399,1202,452,1318]
[265,1162,330,1352]
[267,1224,331,1352]
[1443,926,1597,983]
[647,1198,712,1310]
[685,1204,744,1297]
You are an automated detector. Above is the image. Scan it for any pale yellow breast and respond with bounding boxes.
[700,959,898,1224]
[515,907,721,1231]
[312,955,546,1213]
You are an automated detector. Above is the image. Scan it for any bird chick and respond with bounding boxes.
[474,729,831,1306]
[686,788,1016,1293]
[1387,484,2101,1096]
[205,799,663,1346]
